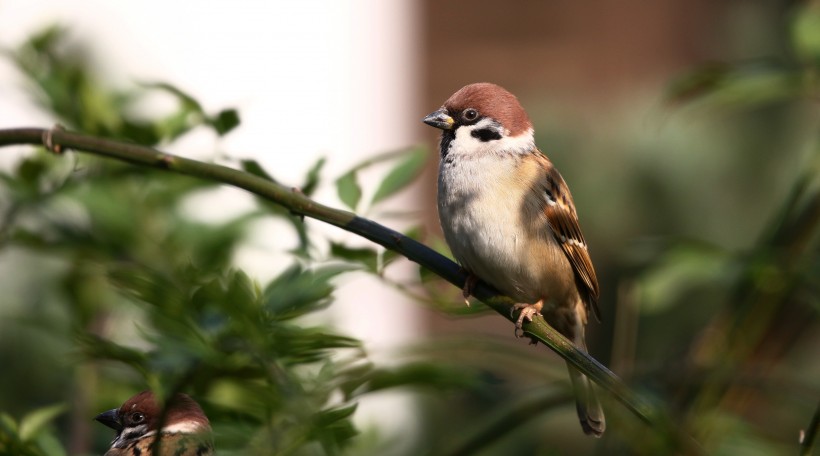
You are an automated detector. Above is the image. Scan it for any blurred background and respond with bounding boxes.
[0,1,818,455]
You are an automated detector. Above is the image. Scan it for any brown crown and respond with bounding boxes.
[442,83,533,137]
[120,391,210,431]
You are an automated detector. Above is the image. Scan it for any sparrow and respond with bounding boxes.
[95,390,214,455]
[423,82,605,437]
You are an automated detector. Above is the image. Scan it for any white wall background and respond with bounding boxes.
[0,0,424,445]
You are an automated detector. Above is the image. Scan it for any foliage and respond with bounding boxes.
[0,26,445,456]
[1,5,819,455]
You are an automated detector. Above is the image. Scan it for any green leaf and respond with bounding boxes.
[330,242,378,272]
[666,62,798,107]
[210,108,241,135]
[315,403,358,426]
[792,4,820,63]
[18,404,66,442]
[665,63,731,105]
[353,362,478,393]
[16,156,47,186]
[335,171,361,211]
[312,403,360,451]
[142,81,204,113]
[301,157,326,197]
[223,269,259,313]
[240,159,277,183]
[77,333,149,367]
[370,146,427,205]
[637,245,732,313]
[263,264,355,319]
[141,82,239,137]
[33,431,67,456]
[382,226,420,269]
[0,412,19,436]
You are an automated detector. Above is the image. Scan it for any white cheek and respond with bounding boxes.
[449,126,535,158]
[453,126,489,152]
[162,421,207,434]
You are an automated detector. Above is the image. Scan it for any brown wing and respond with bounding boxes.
[540,156,601,321]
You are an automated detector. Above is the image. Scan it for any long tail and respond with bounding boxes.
[567,363,605,437]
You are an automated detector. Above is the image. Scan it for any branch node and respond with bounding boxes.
[157,154,174,168]
[290,187,306,221]
[42,124,65,154]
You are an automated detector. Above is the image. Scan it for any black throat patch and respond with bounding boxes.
[440,130,455,159]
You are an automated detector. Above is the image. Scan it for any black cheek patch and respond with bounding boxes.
[471,128,502,142]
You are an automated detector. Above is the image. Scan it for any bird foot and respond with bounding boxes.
[461,271,479,306]
[512,300,543,338]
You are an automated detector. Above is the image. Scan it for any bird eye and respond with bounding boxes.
[462,109,478,122]
[130,412,145,423]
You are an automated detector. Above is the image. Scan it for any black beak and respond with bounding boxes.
[422,108,455,130]
[94,409,123,432]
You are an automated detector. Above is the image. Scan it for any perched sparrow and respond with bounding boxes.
[424,82,605,437]
[95,390,214,455]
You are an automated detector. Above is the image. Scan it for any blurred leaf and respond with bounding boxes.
[311,403,359,454]
[335,171,361,211]
[0,412,19,437]
[237,159,316,254]
[349,362,479,395]
[370,146,427,205]
[0,23,460,456]
[240,159,277,183]
[666,61,800,107]
[792,4,820,63]
[143,82,239,138]
[209,108,240,135]
[636,241,737,315]
[107,267,186,312]
[759,159,820,250]
[142,81,204,113]
[314,403,357,427]
[31,432,66,456]
[268,327,361,366]
[263,264,355,319]
[335,362,375,397]
[301,157,325,197]
[15,157,48,188]
[8,26,146,141]
[5,28,238,144]
[141,82,205,140]
[665,63,732,105]
[334,146,426,211]
[223,269,258,311]
[330,242,377,272]
[382,226,420,270]
[76,334,149,368]
[18,404,65,442]
[693,411,788,456]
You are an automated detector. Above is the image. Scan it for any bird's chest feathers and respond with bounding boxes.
[438,153,554,299]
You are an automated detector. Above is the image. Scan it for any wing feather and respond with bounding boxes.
[539,155,601,321]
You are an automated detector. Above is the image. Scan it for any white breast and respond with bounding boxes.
[436,123,580,305]
[438,162,549,304]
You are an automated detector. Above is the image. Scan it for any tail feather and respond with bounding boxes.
[568,363,605,437]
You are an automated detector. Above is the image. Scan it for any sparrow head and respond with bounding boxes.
[423,83,534,157]
[95,390,211,450]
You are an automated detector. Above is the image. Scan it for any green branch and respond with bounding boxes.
[0,127,671,441]
[800,402,820,456]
